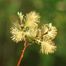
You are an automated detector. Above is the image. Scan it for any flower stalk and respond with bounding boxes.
[17,39,28,66]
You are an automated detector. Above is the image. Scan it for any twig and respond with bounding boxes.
[17,40,28,66]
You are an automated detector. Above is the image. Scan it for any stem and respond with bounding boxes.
[17,40,28,66]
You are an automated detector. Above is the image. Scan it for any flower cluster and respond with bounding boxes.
[10,11,57,54]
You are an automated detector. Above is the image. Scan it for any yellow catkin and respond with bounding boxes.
[10,11,57,54]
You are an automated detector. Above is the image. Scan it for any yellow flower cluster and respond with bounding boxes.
[36,23,57,54]
[10,11,57,54]
[40,41,56,54]
[10,27,25,43]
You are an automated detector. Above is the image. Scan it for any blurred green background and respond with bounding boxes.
[0,0,66,66]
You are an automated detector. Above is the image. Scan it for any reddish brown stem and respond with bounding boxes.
[17,40,28,66]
